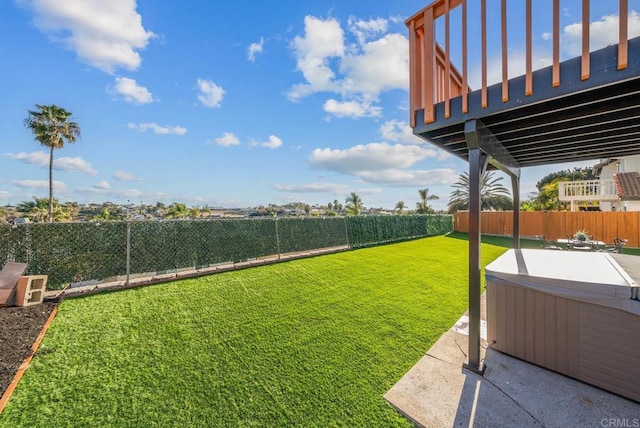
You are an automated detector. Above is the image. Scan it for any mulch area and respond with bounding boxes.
[0,303,57,398]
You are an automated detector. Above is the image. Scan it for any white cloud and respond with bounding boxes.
[287,15,409,118]
[94,180,110,190]
[287,16,345,101]
[11,179,66,191]
[111,77,153,104]
[307,142,457,187]
[127,122,187,135]
[21,0,154,73]
[4,151,48,167]
[358,168,459,187]
[379,120,423,144]
[197,78,225,108]
[309,143,437,174]
[0,190,11,199]
[339,33,408,95]
[118,188,143,199]
[247,37,264,61]
[562,11,640,58]
[272,182,348,193]
[212,132,240,147]
[258,135,283,149]
[113,170,135,181]
[348,16,388,45]
[4,151,96,175]
[323,99,381,118]
[55,157,97,175]
[378,119,453,159]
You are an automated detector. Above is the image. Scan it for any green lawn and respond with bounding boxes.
[0,235,507,427]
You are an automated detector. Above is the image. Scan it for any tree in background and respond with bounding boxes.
[24,104,81,222]
[94,207,114,221]
[345,192,363,216]
[447,171,512,213]
[415,188,439,214]
[17,196,71,222]
[164,203,195,219]
[521,167,596,211]
[395,200,405,214]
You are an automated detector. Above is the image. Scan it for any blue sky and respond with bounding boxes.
[1,0,638,210]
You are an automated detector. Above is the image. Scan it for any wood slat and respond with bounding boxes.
[619,0,628,70]
[423,8,435,124]
[462,0,468,113]
[501,0,509,102]
[526,0,533,95]
[481,0,488,108]
[582,0,590,80]
[444,0,451,118]
[553,0,560,87]
[454,211,640,248]
[408,20,418,128]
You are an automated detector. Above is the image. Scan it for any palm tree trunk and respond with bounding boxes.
[48,146,54,222]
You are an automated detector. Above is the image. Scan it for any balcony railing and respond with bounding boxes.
[406,0,631,126]
[558,180,618,202]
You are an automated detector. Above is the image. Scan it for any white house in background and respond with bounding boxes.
[558,155,640,212]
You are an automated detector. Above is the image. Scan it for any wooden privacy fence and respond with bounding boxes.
[454,211,640,247]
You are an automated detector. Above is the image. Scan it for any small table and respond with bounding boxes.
[556,238,605,251]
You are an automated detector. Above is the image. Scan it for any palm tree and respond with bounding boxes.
[345,192,363,216]
[24,105,81,222]
[395,200,405,214]
[17,196,70,222]
[333,199,343,213]
[164,203,191,219]
[415,188,439,214]
[447,171,513,213]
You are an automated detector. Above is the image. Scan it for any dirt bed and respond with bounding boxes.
[0,303,56,398]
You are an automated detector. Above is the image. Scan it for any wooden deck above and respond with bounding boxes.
[407,0,640,168]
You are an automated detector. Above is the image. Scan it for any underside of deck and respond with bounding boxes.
[413,36,640,169]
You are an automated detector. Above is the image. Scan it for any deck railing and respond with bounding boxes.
[558,179,618,202]
[406,0,631,126]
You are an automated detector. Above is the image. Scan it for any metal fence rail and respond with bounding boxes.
[0,215,452,289]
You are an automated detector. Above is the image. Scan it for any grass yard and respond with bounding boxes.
[0,235,508,427]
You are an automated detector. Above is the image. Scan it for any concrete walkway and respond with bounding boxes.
[385,300,640,427]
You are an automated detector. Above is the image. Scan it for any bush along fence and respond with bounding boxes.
[0,215,452,289]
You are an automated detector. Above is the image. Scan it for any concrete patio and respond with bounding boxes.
[385,296,640,427]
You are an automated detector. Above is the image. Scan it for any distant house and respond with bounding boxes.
[558,154,640,211]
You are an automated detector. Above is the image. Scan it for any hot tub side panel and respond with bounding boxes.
[486,279,640,403]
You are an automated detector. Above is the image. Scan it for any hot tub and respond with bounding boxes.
[485,249,640,402]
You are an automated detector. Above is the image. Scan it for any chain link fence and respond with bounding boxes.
[0,214,452,289]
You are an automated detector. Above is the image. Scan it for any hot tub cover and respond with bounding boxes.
[485,249,639,315]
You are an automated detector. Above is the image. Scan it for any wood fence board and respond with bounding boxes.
[454,211,640,247]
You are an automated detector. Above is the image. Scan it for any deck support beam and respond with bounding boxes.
[463,119,521,374]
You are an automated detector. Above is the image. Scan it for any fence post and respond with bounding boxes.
[275,217,281,259]
[343,217,350,248]
[126,221,131,286]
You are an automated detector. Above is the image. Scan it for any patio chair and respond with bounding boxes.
[0,262,28,306]
[536,235,563,250]
[599,238,628,253]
